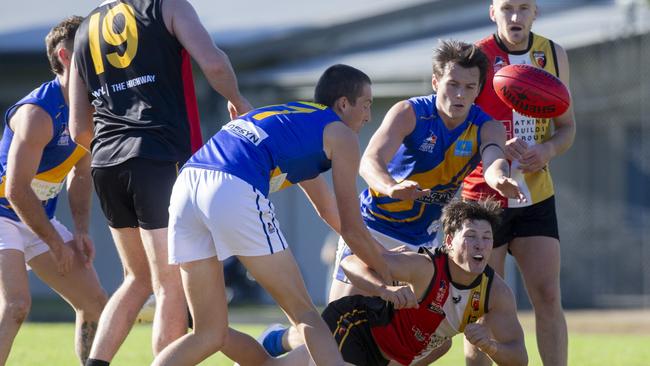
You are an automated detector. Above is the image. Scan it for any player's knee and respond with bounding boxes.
[2,297,31,325]
[75,289,108,319]
[195,325,229,353]
[123,273,153,297]
[530,282,562,308]
[289,307,322,332]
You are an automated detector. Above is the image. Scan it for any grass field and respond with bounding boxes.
[8,309,650,365]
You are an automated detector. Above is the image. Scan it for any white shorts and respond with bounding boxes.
[0,216,73,262]
[168,167,288,264]
[332,227,437,283]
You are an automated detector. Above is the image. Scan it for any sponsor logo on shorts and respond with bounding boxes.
[222,119,269,146]
[266,222,276,234]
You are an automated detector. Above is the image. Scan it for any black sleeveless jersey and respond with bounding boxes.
[74,0,200,167]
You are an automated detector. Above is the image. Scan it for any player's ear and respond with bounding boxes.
[444,233,453,249]
[333,96,349,114]
[57,46,72,69]
[431,75,439,92]
[489,4,496,22]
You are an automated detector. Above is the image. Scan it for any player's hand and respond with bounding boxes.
[49,242,74,275]
[380,285,418,309]
[388,180,430,201]
[227,97,253,119]
[504,137,528,161]
[518,143,553,173]
[493,176,526,204]
[464,322,497,357]
[72,232,95,268]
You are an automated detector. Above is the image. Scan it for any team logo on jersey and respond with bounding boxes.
[493,56,507,72]
[533,51,546,68]
[58,124,70,146]
[454,140,473,157]
[418,133,438,153]
[222,119,269,146]
[452,295,462,304]
[471,291,481,311]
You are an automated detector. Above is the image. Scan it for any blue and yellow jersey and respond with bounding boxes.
[361,94,492,245]
[185,101,338,196]
[0,78,86,221]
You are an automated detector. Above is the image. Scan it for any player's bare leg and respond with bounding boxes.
[464,244,508,366]
[0,249,30,366]
[239,250,346,366]
[29,241,107,363]
[511,236,567,366]
[140,228,187,354]
[88,228,153,362]
[152,256,228,366]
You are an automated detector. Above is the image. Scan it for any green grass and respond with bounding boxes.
[8,322,650,365]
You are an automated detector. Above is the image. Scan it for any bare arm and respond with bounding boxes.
[519,45,576,173]
[341,250,432,309]
[5,105,75,274]
[480,120,525,202]
[67,151,95,266]
[298,176,341,234]
[464,276,528,366]
[163,0,252,118]
[68,57,95,151]
[326,122,390,281]
[359,101,429,201]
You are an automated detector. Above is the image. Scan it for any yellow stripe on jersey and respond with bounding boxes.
[408,124,480,189]
[458,274,490,333]
[33,146,87,182]
[521,34,558,204]
[0,145,87,197]
[368,202,427,223]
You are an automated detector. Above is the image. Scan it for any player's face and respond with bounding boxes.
[432,63,481,127]
[446,219,493,281]
[340,83,373,133]
[491,0,537,51]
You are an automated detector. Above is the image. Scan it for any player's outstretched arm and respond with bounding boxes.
[298,176,341,234]
[359,101,429,201]
[5,105,74,274]
[326,122,391,281]
[164,0,251,118]
[341,251,433,309]
[466,276,527,366]
[519,45,576,174]
[480,120,525,203]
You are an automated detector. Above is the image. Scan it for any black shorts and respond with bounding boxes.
[92,158,178,230]
[494,195,560,248]
[322,295,390,366]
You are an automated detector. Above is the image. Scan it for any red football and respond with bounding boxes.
[493,64,570,119]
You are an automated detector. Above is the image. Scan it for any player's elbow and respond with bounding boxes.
[201,51,230,79]
[5,182,26,207]
[70,129,92,150]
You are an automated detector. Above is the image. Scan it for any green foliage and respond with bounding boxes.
[9,323,650,365]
